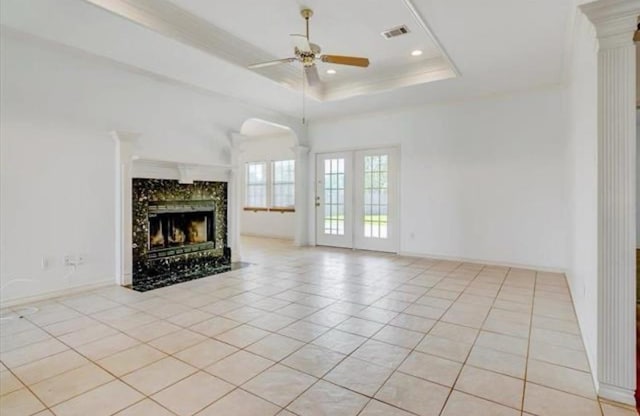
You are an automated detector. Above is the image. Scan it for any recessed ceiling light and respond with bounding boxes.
[411,50,423,57]
[326,69,337,75]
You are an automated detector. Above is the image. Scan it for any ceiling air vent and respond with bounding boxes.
[381,25,410,39]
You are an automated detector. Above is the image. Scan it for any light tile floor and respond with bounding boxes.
[1,237,637,416]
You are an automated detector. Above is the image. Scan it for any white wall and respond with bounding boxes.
[240,135,296,240]
[565,8,599,383]
[1,122,116,302]
[0,32,289,303]
[309,86,569,270]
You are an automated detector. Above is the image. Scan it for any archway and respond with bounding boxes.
[228,118,310,261]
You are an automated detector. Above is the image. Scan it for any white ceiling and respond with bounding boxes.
[0,0,574,121]
[167,0,457,99]
[240,119,293,137]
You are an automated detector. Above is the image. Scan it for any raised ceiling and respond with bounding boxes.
[82,0,458,101]
[0,0,573,120]
[168,0,458,100]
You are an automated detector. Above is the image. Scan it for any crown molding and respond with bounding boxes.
[401,0,461,77]
[324,57,456,101]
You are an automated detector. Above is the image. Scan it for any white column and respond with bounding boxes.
[229,133,247,261]
[581,0,638,405]
[111,131,140,286]
[293,145,310,246]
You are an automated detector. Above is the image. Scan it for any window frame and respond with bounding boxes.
[244,161,269,209]
[243,159,296,212]
[271,159,296,209]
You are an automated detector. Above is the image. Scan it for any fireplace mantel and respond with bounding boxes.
[132,158,232,184]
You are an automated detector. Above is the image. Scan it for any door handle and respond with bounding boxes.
[315,196,320,207]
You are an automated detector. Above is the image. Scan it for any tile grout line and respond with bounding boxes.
[434,263,513,415]
[0,245,610,416]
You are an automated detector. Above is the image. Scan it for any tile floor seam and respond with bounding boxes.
[439,266,535,415]
[434,263,507,416]
[15,311,205,414]
[0,362,50,415]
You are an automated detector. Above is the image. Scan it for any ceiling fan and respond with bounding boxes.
[248,8,370,87]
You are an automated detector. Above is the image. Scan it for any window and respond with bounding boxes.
[245,162,267,208]
[244,160,295,210]
[272,160,295,208]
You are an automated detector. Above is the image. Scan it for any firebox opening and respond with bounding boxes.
[147,200,216,259]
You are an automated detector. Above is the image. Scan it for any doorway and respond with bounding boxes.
[315,147,399,252]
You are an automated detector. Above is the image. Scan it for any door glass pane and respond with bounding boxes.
[323,158,345,235]
[363,154,388,239]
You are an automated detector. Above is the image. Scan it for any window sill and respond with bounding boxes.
[243,207,295,213]
[270,207,295,213]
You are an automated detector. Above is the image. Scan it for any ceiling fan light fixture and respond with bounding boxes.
[326,69,337,75]
[411,49,423,57]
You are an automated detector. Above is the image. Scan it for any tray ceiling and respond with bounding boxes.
[0,0,574,120]
[85,0,458,101]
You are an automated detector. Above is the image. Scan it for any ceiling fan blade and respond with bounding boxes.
[248,58,296,69]
[321,55,370,68]
[290,34,312,53]
[304,65,321,87]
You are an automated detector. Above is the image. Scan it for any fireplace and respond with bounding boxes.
[147,201,215,259]
[132,179,230,292]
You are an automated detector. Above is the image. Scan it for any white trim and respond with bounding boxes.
[132,159,231,182]
[0,279,114,309]
[598,384,637,406]
[399,250,567,274]
[240,233,295,241]
[401,0,461,77]
[112,131,140,287]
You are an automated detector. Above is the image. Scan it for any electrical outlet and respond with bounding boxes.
[64,255,75,266]
[65,255,80,266]
[65,254,86,266]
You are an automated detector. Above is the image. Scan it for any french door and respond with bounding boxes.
[316,148,398,252]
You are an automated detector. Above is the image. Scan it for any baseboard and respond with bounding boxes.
[398,250,567,274]
[598,383,636,406]
[241,233,295,241]
[0,278,115,309]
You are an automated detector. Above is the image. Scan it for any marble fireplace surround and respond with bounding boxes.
[112,131,236,291]
[131,178,230,291]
